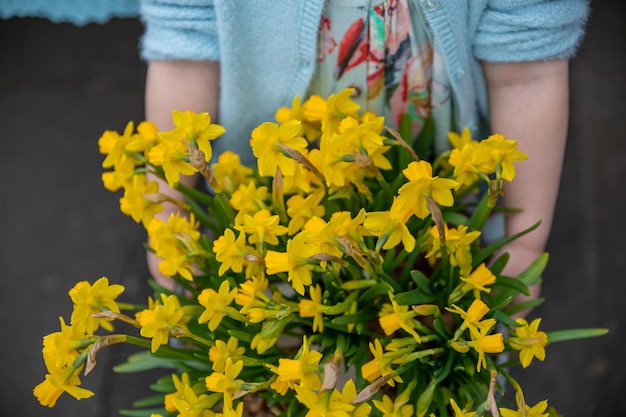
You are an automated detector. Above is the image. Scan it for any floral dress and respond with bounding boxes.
[308,0,454,154]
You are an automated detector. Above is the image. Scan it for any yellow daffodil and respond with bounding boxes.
[453,263,496,301]
[298,284,328,332]
[101,165,135,192]
[274,336,322,392]
[265,232,318,295]
[221,392,244,417]
[379,293,421,343]
[425,224,481,277]
[396,160,458,219]
[450,398,476,417]
[213,228,250,276]
[164,372,191,412]
[211,151,253,195]
[209,337,245,373]
[42,317,88,368]
[275,95,321,141]
[250,119,307,177]
[162,109,226,163]
[205,357,244,395]
[171,383,217,417]
[126,120,159,155]
[364,197,416,253]
[294,386,355,417]
[448,127,473,150]
[235,209,288,247]
[250,336,277,357]
[99,121,140,172]
[338,115,385,156]
[303,88,360,135]
[361,339,402,386]
[234,275,270,314]
[229,182,269,225]
[286,189,326,235]
[147,212,202,281]
[446,299,494,337]
[449,141,492,189]
[482,133,528,182]
[164,372,216,414]
[68,276,124,333]
[100,121,144,189]
[304,211,366,266]
[198,280,238,331]
[372,393,414,417]
[119,174,163,228]
[335,380,372,417]
[33,354,94,407]
[508,318,548,368]
[467,325,504,371]
[500,390,549,417]
[324,208,371,242]
[137,294,190,353]
[148,134,196,187]
[282,155,321,194]
[332,116,392,172]
[315,131,358,188]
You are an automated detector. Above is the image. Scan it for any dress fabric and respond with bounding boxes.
[308,0,453,151]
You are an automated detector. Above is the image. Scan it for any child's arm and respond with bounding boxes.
[482,59,570,316]
[145,60,220,290]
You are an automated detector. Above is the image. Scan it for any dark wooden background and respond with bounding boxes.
[1,3,624,415]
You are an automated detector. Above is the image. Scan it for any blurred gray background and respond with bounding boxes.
[0,3,624,416]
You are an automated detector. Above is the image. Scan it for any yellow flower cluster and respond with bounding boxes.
[35,88,606,417]
[34,277,122,407]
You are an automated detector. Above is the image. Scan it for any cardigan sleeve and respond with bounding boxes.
[472,0,590,62]
[139,0,219,61]
[0,0,139,25]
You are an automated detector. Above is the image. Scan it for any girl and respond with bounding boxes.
[139,0,589,315]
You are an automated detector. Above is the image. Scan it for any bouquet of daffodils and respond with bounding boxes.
[34,88,606,416]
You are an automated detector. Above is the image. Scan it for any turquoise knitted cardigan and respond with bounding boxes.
[140,0,589,165]
[0,0,139,25]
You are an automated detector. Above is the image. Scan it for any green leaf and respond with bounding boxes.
[548,406,564,417]
[149,375,175,392]
[133,394,165,408]
[493,309,520,327]
[491,253,548,306]
[358,282,392,302]
[504,297,545,316]
[228,329,254,343]
[331,309,377,326]
[488,295,513,312]
[187,197,217,230]
[472,221,541,267]
[467,191,491,232]
[113,351,178,373]
[488,252,509,276]
[517,252,549,286]
[413,116,435,160]
[493,275,531,296]
[432,316,452,339]
[176,182,214,206]
[546,328,609,344]
[394,288,438,305]
[442,210,470,227]
[410,270,433,294]
[328,187,353,201]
